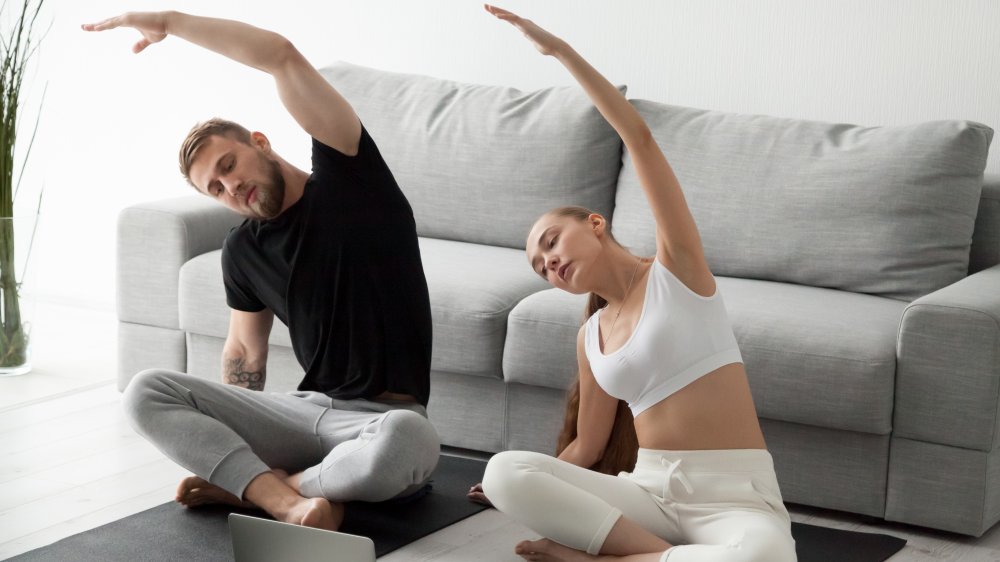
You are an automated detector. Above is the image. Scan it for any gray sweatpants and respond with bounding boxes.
[121,369,441,502]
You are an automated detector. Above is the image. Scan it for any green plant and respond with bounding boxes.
[0,0,46,370]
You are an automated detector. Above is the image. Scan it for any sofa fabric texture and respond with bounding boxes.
[117,61,999,536]
[317,62,623,250]
[971,176,1000,274]
[613,101,993,301]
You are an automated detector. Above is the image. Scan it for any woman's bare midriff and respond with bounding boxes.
[633,363,767,451]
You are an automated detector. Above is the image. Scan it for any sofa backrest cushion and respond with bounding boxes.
[318,62,622,249]
[611,100,994,301]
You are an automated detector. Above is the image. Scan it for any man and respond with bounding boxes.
[84,11,439,531]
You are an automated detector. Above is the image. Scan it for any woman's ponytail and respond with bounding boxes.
[554,292,638,475]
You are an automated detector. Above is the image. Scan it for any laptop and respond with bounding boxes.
[229,513,376,562]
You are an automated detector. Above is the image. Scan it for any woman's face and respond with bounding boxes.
[526,213,605,294]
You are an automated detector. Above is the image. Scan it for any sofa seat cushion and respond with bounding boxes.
[504,278,905,435]
[720,277,905,434]
[179,239,549,380]
[419,238,549,379]
[504,288,592,390]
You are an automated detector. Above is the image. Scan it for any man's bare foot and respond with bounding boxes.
[283,497,345,532]
[242,470,344,531]
[175,470,289,509]
[176,476,255,508]
[514,538,596,561]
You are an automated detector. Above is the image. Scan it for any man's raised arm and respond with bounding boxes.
[83,11,362,154]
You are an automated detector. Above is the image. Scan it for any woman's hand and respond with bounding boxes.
[484,4,567,57]
[467,482,493,506]
[82,12,169,54]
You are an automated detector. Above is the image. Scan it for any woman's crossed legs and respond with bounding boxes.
[482,449,795,562]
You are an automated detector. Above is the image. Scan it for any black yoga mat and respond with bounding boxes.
[12,454,905,561]
[10,454,490,561]
[791,520,905,562]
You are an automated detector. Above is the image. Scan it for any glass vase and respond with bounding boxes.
[0,216,34,376]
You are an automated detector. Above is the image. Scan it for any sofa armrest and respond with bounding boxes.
[895,263,1000,450]
[117,196,243,329]
[970,173,1000,274]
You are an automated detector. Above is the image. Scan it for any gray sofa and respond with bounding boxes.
[117,62,1000,536]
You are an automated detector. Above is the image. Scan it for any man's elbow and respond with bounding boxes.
[270,35,301,70]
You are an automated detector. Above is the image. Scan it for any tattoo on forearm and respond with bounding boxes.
[225,357,265,391]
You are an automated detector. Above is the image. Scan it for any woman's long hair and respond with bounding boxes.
[545,206,639,475]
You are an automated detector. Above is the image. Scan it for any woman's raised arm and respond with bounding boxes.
[485,5,714,293]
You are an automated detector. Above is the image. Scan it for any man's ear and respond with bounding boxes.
[250,131,270,152]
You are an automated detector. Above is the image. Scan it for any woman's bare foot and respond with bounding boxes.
[175,469,289,509]
[514,538,595,561]
[467,482,493,506]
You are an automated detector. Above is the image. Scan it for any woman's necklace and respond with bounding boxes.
[604,256,643,348]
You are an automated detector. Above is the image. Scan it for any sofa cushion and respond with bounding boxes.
[318,61,623,250]
[612,101,993,301]
[179,239,549,380]
[419,238,549,379]
[971,174,1000,274]
[179,250,294,348]
[503,278,905,435]
[504,288,589,390]
[720,276,904,434]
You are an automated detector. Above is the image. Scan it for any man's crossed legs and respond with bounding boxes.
[121,369,441,530]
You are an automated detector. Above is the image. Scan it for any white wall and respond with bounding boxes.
[14,0,1000,309]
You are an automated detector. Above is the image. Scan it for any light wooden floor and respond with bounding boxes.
[3,301,1000,560]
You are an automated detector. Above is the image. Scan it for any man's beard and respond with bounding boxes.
[250,155,286,220]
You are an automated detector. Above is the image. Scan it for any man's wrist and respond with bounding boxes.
[223,355,267,391]
[160,10,181,36]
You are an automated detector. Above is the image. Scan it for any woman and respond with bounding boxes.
[470,6,797,561]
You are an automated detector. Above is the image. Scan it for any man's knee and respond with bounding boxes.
[378,409,440,478]
[121,368,185,427]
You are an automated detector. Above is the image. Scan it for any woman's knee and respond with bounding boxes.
[721,527,796,562]
[753,533,796,562]
[481,450,549,507]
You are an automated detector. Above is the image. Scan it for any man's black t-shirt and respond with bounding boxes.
[220,126,432,406]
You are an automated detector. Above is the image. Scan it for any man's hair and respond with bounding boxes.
[178,118,253,188]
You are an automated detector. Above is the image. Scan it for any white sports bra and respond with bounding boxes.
[584,259,744,417]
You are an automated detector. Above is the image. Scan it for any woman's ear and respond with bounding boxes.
[588,213,604,233]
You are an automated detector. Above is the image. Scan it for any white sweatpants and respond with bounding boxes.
[482,448,796,562]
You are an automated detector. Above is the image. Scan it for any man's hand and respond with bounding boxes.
[484,4,567,57]
[82,12,169,54]
[83,10,362,156]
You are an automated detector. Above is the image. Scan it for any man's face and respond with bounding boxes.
[189,134,286,220]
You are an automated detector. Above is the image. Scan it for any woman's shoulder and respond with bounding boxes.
[655,254,717,299]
